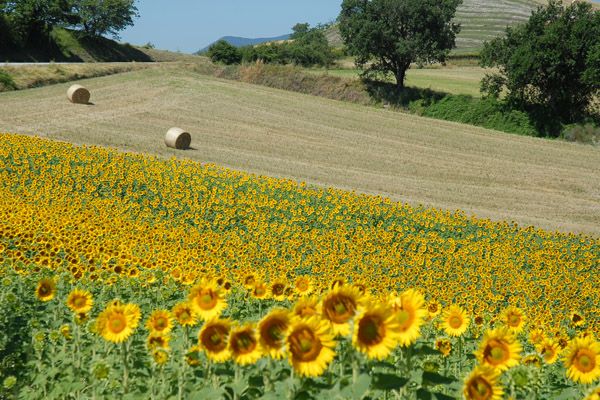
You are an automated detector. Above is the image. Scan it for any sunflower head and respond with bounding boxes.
[294,276,313,296]
[258,309,290,359]
[563,336,600,384]
[435,338,452,357]
[146,310,174,334]
[463,366,504,400]
[570,311,586,327]
[172,302,197,327]
[95,301,141,343]
[229,324,262,365]
[500,306,526,333]
[427,300,441,318]
[251,281,269,299]
[537,338,560,364]
[584,386,600,400]
[198,319,232,363]
[185,345,202,367]
[352,304,400,360]
[441,305,470,337]
[188,280,227,321]
[389,289,427,347]
[270,280,288,301]
[152,348,169,365]
[528,328,546,347]
[321,286,363,336]
[286,317,336,377]
[35,278,56,302]
[66,289,93,313]
[293,296,320,319]
[522,354,542,368]
[475,327,522,371]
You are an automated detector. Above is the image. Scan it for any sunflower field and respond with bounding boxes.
[0,133,599,400]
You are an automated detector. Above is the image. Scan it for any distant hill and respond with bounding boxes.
[196,34,291,54]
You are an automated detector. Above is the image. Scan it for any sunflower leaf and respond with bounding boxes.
[371,373,408,390]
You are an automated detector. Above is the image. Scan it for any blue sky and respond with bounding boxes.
[120,1,342,53]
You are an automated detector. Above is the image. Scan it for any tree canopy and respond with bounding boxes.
[480,0,600,135]
[339,0,462,89]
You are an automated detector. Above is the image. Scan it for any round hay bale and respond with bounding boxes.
[165,127,191,150]
[67,84,90,104]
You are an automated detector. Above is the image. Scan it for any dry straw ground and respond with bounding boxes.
[1,67,599,236]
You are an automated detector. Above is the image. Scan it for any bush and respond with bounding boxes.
[0,69,16,91]
[563,123,600,145]
[411,95,538,136]
[207,40,242,65]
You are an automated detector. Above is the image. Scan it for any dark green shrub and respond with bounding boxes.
[0,70,16,91]
[208,40,242,65]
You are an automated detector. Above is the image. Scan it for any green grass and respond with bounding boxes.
[309,66,486,97]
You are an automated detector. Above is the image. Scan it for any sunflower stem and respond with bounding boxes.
[122,341,129,394]
[458,336,463,377]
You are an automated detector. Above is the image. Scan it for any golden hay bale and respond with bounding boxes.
[165,127,191,150]
[67,84,90,104]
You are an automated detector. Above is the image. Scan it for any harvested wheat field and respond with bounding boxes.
[0,67,598,235]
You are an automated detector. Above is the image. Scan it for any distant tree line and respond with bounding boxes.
[0,0,138,50]
[208,23,336,68]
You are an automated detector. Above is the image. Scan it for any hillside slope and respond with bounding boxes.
[0,68,598,235]
[196,34,291,54]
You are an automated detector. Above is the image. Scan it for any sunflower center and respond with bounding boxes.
[574,349,595,372]
[296,279,309,291]
[467,377,492,400]
[154,316,168,330]
[358,316,385,346]
[484,339,509,365]
[202,325,229,352]
[196,290,218,310]
[73,297,87,308]
[449,315,463,329]
[324,296,356,324]
[108,314,127,334]
[254,285,267,297]
[289,327,323,362]
[396,309,415,330]
[507,313,521,327]
[262,319,287,347]
[178,309,191,322]
[272,283,285,296]
[231,332,257,355]
[39,284,51,296]
[572,314,583,323]
[428,304,438,313]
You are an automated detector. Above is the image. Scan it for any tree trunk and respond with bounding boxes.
[394,67,407,90]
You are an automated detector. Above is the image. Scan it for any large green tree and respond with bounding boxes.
[480,0,600,135]
[339,0,462,89]
[72,0,138,38]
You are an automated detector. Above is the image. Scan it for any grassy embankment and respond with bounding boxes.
[1,67,598,236]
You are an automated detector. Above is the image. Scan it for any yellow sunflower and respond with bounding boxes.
[35,278,56,302]
[537,338,560,364]
[441,305,470,337]
[293,296,320,319]
[172,302,197,327]
[229,324,262,365]
[475,327,522,371]
[463,366,504,400]
[286,316,336,377]
[185,345,202,367]
[146,309,174,334]
[152,348,169,365]
[389,289,428,347]
[435,338,452,357]
[427,299,441,319]
[320,286,363,336]
[570,311,586,327]
[294,275,313,296]
[522,354,542,367]
[95,301,141,343]
[528,328,546,347]
[251,281,269,300]
[270,280,288,301]
[188,280,227,321]
[563,336,600,384]
[258,308,290,359]
[500,306,526,333]
[147,332,170,350]
[198,318,232,363]
[352,304,400,360]
[66,289,93,313]
[243,273,256,288]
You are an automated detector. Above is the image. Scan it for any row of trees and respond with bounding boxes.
[0,0,138,49]
[208,23,335,68]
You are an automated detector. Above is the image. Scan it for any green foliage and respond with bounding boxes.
[412,95,538,137]
[480,0,600,137]
[208,39,243,65]
[240,23,335,67]
[72,0,139,39]
[0,69,15,90]
[339,0,462,88]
